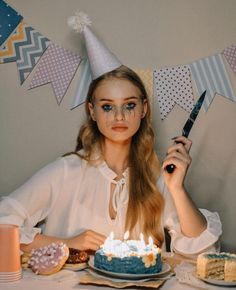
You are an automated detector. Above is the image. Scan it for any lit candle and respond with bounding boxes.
[139,232,145,249]
[104,232,114,252]
[148,236,154,248]
[123,231,129,241]
[109,231,114,240]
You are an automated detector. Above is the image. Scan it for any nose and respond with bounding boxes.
[114,106,125,121]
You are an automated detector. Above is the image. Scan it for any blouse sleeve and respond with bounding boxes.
[157,175,222,256]
[0,158,64,244]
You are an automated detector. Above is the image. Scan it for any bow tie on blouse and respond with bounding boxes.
[112,177,128,212]
[98,161,129,212]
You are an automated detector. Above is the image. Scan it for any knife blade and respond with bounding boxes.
[166,90,206,173]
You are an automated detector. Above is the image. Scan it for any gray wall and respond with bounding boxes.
[1,0,236,252]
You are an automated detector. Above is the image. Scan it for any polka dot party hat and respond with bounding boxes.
[68,11,122,80]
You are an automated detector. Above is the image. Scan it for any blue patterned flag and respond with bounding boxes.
[189,54,236,110]
[0,0,23,46]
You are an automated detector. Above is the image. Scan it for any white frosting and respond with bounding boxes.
[101,239,161,258]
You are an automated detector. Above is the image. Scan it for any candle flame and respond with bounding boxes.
[110,231,114,240]
[140,232,144,241]
[123,231,129,240]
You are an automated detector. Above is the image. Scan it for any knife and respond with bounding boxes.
[165,90,206,174]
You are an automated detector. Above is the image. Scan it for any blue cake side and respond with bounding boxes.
[94,250,162,274]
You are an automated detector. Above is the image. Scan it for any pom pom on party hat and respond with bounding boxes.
[68,11,122,80]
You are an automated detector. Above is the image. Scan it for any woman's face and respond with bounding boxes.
[88,78,147,144]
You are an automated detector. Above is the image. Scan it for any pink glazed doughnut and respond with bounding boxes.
[28,242,69,275]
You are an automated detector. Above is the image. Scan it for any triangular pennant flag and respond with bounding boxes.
[0,21,25,63]
[29,43,82,104]
[0,22,50,84]
[222,44,236,76]
[133,68,154,100]
[0,0,23,46]
[154,65,194,120]
[189,54,236,111]
[71,58,92,109]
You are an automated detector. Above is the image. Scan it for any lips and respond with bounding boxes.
[112,125,128,132]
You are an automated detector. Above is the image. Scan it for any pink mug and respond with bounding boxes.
[0,224,21,273]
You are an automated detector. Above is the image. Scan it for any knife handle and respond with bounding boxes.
[166,164,175,173]
[165,140,184,174]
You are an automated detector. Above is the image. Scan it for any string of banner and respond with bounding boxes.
[0,0,236,120]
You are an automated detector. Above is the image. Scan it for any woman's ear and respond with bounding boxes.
[141,99,148,118]
[88,102,96,121]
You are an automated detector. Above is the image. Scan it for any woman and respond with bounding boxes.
[0,66,221,256]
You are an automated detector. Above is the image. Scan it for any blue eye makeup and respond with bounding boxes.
[125,102,136,111]
[102,104,113,112]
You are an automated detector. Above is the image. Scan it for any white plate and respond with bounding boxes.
[63,262,88,271]
[199,276,236,287]
[88,257,171,280]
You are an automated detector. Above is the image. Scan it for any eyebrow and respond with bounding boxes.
[97,96,140,102]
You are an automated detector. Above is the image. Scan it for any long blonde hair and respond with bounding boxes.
[72,66,164,246]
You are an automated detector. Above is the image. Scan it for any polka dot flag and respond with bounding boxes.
[154,65,194,120]
[223,44,236,76]
[0,0,23,46]
[29,43,82,105]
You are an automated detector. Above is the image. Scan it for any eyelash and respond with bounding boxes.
[101,103,137,112]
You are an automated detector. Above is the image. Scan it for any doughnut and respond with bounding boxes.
[63,248,89,270]
[66,248,89,264]
[28,242,69,275]
[21,252,31,269]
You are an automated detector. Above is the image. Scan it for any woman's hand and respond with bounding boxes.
[162,136,192,195]
[66,230,106,251]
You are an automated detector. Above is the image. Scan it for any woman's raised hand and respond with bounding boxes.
[162,136,192,195]
[66,230,106,251]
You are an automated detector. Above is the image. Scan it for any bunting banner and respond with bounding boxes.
[0,0,236,116]
[0,0,23,46]
[154,65,194,120]
[71,58,92,109]
[223,44,236,76]
[189,54,236,111]
[29,43,82,104]
[133,68,154,104]
[0,21,50,84]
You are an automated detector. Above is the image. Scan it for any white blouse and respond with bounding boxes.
[0,154,222,255]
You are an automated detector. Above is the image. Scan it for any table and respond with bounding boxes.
[0,269,198,290]
[1,253,205,290]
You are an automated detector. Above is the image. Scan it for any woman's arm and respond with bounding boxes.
[162,136,207,237]
[21,230,106,252]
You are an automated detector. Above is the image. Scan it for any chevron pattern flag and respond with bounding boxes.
[189,54,236,111]
[0,0,23,46]
[154,65,194,120]
[222,44,236,76]
[0,22,50,84]
[29,43,82,105]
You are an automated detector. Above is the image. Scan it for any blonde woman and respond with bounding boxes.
[0,66,221,256]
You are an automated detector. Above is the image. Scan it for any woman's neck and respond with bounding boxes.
[102,139,130,177]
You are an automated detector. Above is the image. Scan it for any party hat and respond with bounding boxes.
[68,11,122,80]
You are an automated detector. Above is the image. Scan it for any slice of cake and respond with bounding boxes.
[197,252,236,281]
[94,239,162,274]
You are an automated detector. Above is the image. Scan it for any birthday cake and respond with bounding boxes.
[197,252,236,281]
[94,234,162,274]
